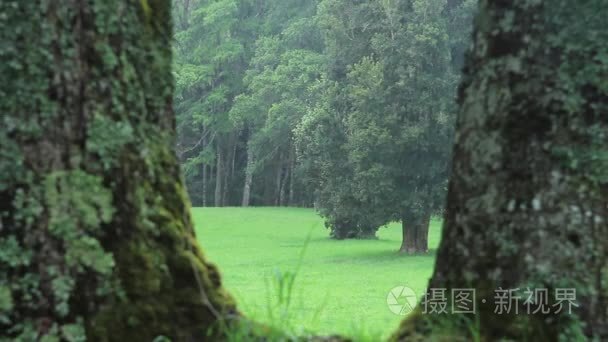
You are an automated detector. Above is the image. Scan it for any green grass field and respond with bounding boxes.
[192,207,441,339]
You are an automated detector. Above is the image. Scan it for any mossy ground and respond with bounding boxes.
[192,207,440,340]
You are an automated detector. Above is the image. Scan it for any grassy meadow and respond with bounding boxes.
[192,207,441,339]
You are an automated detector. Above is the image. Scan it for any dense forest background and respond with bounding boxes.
[173,0,476,240]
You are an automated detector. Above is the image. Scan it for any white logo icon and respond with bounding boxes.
[387,286,418,315]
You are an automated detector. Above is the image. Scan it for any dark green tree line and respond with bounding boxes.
[173,0,322,207]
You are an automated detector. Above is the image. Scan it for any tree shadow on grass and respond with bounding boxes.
[326,248,438,264]
[308,236,397,244]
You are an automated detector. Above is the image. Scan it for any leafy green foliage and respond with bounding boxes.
[295,0,475,240]
[344,0,457,221]
[173,0,325,207]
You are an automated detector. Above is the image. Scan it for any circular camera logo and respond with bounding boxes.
[387,286,418,316]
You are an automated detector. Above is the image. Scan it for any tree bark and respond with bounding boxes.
[202,133,208,207]
[399,215,417,254]
[414,212,431,254]
[230,138,237,180]
[242,142,254,207]
[202,162,208,207]
[214,144,222,207]
[0,1,235,340]
[393,1,608,340]
[279,166,286,207]
[222,136,236,206]
[288,149,295,206]
[399,211,429,254]
[274,154,283,206]
[222,157,229,206]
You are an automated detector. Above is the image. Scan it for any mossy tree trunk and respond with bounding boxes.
[1,1,235,341]
[394,0,607,340]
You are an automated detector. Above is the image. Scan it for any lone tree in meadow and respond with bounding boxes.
[295,80,390,240]
[342,0,457,253]
[293,0,389,240]
[394,0,607,340]
[300,0,475,245]
[0,1,234,340]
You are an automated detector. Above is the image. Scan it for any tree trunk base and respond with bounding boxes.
[400,212,431,254]
[398,246,417,255]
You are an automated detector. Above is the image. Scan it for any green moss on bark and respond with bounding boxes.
[392,0,608,341]
[1,0,236,340]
